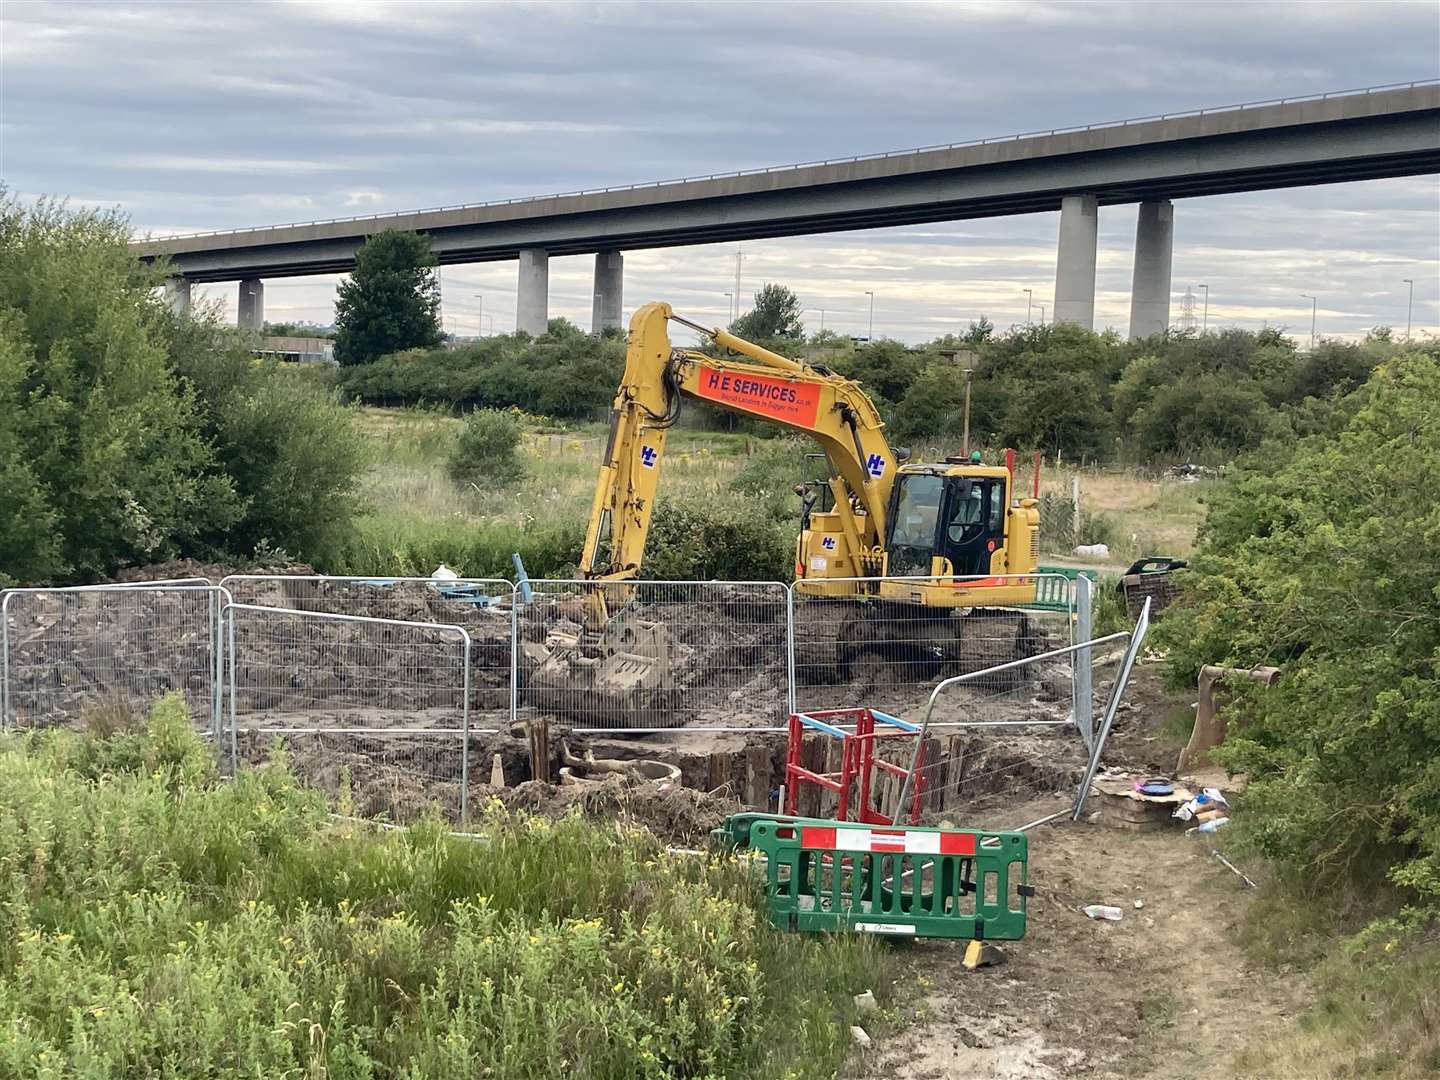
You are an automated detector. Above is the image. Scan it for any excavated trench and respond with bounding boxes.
[8,567,1087,836]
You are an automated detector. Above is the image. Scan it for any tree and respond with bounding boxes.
[1129,376,1280,460]
[731,283,803,340]
[262,321,334,339]
[1155,354,1440,902]
[964,316,994,345]
[333,230,442,366]
[1000,370,1114,458]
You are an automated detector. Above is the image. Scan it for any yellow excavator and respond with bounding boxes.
[528,302,1041,716]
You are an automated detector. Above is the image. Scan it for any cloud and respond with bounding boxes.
[107,155,358,175]
[2,0,1435,340]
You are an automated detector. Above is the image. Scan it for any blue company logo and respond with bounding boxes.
[640,446,658,468]
[821,536,837,551]
[865,453,885,478]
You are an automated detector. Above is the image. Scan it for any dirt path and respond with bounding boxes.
[851,819,1306,1078]
[850,664,1308,1079]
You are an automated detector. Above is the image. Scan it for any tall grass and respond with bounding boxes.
[1231,881,1440,1079]
[329,407,800,579]
[0,696,898,1078]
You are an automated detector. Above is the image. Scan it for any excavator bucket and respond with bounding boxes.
[525,609,678,727]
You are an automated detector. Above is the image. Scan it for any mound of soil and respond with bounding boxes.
[236,726,742,845]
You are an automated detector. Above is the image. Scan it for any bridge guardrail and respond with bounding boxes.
[148,79,1439,241]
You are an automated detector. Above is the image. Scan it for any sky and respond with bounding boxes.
[2,0,1438,343]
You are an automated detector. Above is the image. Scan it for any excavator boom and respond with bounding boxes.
[581,301,897,582]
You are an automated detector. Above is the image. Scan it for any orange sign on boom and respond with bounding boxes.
[694,365,822,427]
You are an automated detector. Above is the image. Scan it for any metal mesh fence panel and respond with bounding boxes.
[1,585,223,733]
[1072,598,1153,819]
[222,603,475,819]
[789,575,1076,727]
[518,580,790,732]
[885,629,1132,832]
[219,575,516,730]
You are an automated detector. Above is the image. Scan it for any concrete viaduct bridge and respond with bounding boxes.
[135,82,1440,339]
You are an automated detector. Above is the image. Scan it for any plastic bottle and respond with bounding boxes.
[1188,816,1230,834]
[1082,905,1124,921]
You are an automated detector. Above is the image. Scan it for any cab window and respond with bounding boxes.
[945,482,986,542]
[891,474,943,549]
[989,481,1005,532]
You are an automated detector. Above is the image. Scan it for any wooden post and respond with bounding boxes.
[921,736,941,813]
[528,718,550,783]
[1071,475,1082,547]
[744,744,772,810]
[708,751,731,794]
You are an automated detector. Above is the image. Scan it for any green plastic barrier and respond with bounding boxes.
[712,813,1030,940]
[1026,567,1098,613]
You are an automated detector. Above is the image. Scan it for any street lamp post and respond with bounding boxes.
[474,294,484,338]
[962,368,975,455]
[865,291,874,341]
[1403,278,1414,339]
[1024,288,1033,325]
[1039,304,1046,326]
[1301,294,1317,350]
[1198,284,1209,333]
[724,292,733,323]
[802,308,828,335]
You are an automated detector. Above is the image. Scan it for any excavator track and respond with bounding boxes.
[834,602,1042,689]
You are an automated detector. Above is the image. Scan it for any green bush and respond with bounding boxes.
[642,498,793,581]
[338,330,624,420]
[1155,354,1440,904]
[0,193,365,584]
[1130,375,1283,460]
[337,304,1427,467]
[0,196,241,582]
[0,698,896,1078]
[165,316,365,561]
[447,408,524,487]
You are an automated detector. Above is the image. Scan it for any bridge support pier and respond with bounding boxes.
[164,277,191,315]
[1053,194,1098,328]
[591,251,623,334]
[238,278,264,330]
[517,248,549,335]
[590,253,624,334]
[1128,200,1174,339]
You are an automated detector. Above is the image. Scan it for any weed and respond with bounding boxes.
[1233,911,1440,1079]
[1138,988,1179,1029]
[1155,704,1197,750]
[79,693,143,740]
[0,697,900,1078]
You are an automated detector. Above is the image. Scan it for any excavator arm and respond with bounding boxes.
[579,302,899,583]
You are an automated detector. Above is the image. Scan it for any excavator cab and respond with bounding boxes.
[885,466,1013,579]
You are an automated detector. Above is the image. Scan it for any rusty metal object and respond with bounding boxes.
[1177,664,1281,773]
